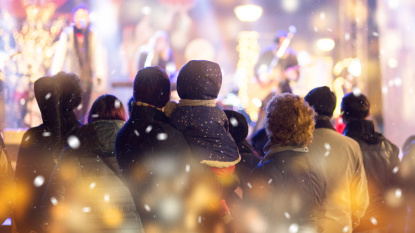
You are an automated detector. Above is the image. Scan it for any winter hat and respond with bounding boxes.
[177,60,222,100]
[134,66,171,108]
[305,86,336,117]
[54,72,82,111]
[224,110,249,144]
[341,92,370,120]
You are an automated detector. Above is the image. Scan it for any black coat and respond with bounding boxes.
[344,119,400,231]
[15,77,82,233]
[115,106,192,232]
[244,145,326,233]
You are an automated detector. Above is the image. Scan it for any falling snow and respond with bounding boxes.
[157,133,168,141]
[230,117,238,127]
[45,93,52,100]
[42,132,51,137]
[146,125,153,133]
[68,135,81,149]
[33,175,45,187]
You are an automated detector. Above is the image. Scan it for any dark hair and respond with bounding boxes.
[274,30,288,44]
[54,72,82,112]
[341,92,370,122]
[133,66,170,108]
[266,94,315,147]
[72,3,89,15]
[87,94,126,123]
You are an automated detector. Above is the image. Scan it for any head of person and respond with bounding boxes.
[266,93,315,147]
[304,86,336,118]
[340,92,370,124]
[251,128,268,157]
[34,76,60,124]
[54,72,82,113]
[274,30,288,46]
[72,3,89,29]
[87,94,126,123]
[177,60,222,100]
[224,110,249,144]
[133,66,171,109]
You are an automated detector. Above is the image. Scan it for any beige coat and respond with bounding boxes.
[307,128,369,233]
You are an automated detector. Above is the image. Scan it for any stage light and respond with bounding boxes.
[348,59,362,77]
[282,0,299,13]
[388,58,398,68]
[142,6,151,15]
[388,0,400,9]
[316,38,335,52]
[234,4,263,22]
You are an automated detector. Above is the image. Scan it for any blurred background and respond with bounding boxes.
[0,0,413,167]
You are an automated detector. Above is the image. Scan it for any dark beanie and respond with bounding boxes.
[341,92,370,119]
[133,66,171,108]
[177,60,222,100]
[224,110,249,143]
[54,72,82,111]
[304,86,336,117]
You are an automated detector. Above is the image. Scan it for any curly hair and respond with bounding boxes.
[265,93,315,147]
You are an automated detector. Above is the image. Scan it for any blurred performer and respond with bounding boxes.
[51,3,104,122]
[137,31,176,81]
[254,30,299,94]
[253,30,299,133]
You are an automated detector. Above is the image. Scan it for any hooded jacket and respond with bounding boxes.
[15,77,82,233]
[343,119,400,231]
[42,119,143,233]
[170,60,240,168]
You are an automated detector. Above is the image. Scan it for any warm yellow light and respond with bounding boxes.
[317,38,335,51]
[234,5,263,22]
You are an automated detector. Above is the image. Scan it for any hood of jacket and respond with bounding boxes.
[78,120,125,157]
[177,60,222,100]
[343,119,383,145]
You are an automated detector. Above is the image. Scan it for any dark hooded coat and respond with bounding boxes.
[343,119,400,231]
[170,60,240,168]
[15,76,82,233]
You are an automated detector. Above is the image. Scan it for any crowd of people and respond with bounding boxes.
[0,59,414,233]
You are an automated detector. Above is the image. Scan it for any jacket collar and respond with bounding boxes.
[315,115,335,130]
[130,105,168,124]
[261,140,309,163]
[343,119,382,145]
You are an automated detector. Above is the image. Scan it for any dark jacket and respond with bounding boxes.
[42,120,143,233]
[343,119,400,231]
[171,60,240,167]
[15,77,82,233]
[244,143,326,233]
[401,136,415,233]
[115,106,191,232]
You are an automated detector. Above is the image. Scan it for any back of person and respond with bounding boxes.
[243,94,326,233]
[42,94,143,233]
[401,136,415,233]
[308,128,368,232]
[305,86,369,233]
[0,135,14,224]
[341,92,400,232]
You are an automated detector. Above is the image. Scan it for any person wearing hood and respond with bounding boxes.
[15,72,83,233]
[341,92,400,232]
[115,66,191,233]
[41,94,143,233]
[243,93,326,233]
[169,60,241,229]
[305,86,369,233]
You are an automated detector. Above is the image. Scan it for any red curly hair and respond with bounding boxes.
[265,93,315,147]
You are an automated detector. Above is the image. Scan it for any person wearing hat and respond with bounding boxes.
[306,86,369,233]
[341,92,401,232]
